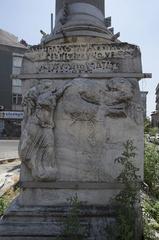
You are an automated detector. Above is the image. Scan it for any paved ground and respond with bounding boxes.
[0,140,19,160]
[0,160,20,196]
[0,141,20,196]
[0,160,20,175]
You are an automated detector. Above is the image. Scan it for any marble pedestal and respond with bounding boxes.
[0,19,148,239]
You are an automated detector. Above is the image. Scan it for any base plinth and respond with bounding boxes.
[0,199,116,240]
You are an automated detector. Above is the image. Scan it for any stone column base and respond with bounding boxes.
[0,199,116,240]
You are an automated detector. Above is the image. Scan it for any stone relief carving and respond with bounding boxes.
[60,1,69,25]
[63,78,141,124]
[59,78,143,181]
[104,78,134,118]
[19,82,70,181]
[19,77,142,182]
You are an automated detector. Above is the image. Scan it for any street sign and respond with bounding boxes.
[0,111,24,119]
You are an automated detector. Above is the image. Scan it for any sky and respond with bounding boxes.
[0,0,158,117]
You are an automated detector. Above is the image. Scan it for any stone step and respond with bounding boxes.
[3,203,115,222]
[0,202,114,239]
[0,222,60,236]
[0,222,90,239]
[0,237,61,240]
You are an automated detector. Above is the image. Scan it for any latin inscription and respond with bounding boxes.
[36,60,119,74]
[26,43,139,74]
[30,43,138,61]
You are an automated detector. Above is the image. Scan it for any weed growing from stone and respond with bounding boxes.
[0,186,19,217]
[56,194,86,240]
[106,140,142,240]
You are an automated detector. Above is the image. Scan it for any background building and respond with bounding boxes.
[0,29,27,137]
[151,83,159,128]
[140,91,148,119]
[12,53,24,111]
[156,83,159,112]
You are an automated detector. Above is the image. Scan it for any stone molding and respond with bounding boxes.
[20,181,124,189]
[18,72,151,80]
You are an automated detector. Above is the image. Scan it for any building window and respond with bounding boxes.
[12,79,22,87]
[12,86,22,94]
[13,56,23,68]
[12,94,22,105]
[12,94,17,105]
[12,79,22,96]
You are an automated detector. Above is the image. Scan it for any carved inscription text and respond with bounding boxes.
[25,43,139,74]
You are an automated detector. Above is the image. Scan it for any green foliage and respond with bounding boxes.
[107,140,141,240]
[143,197,159,239]
[144,198,159,226]
[144,118,152,134]
[144,117,158,136]
[0,186,20,216]
[57,194,85,240]
[149,128,158,137]
[144,217,156,240]
[143,141,159,239]
[144,143,159,196]
[115,140,141,196]
[153,202,159,223]
[0,197,8,216]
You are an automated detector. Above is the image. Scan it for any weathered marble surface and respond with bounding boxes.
[21,41,142,75]
[0,0,148,237]
[19,76,143,185]
[18,80,143,207]
[19,38,144,193]
[19,82,70,181]
[0,203,116,240]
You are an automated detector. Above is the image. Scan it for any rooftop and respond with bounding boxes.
[0,29,27,49]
